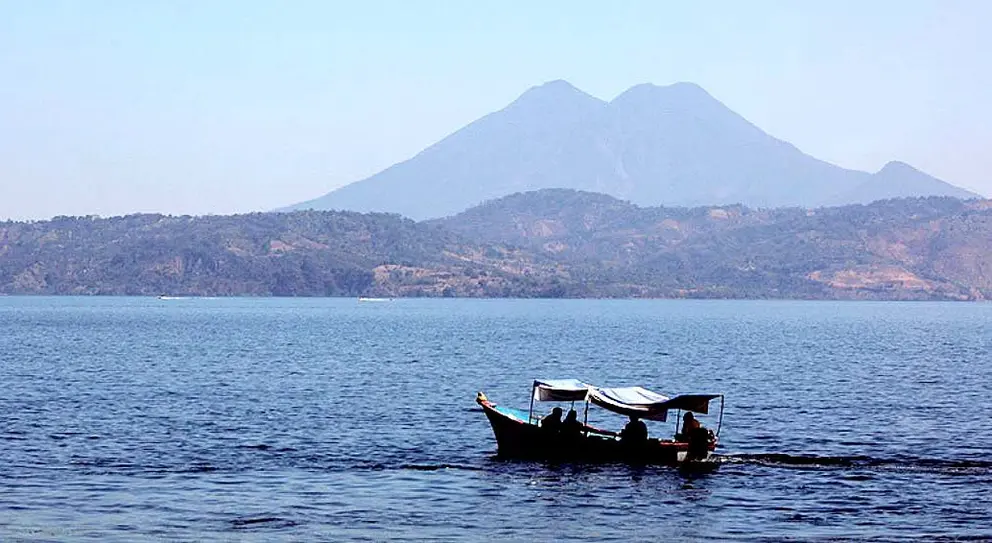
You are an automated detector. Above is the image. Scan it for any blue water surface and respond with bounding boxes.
[1,297,991,541]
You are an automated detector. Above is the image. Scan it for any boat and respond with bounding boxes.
[357,297,392,302]
[476,379,724,464]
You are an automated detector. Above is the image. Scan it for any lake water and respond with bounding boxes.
[1,297,991,541]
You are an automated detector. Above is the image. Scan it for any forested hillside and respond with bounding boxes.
[3,193,991,300]
[0,211,563,297]
[437,190,992,300]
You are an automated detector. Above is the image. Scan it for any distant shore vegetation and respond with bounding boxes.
[1,190,989,301]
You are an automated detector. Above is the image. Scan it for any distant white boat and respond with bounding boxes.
[157,295,189,300]
[358,297,392,303]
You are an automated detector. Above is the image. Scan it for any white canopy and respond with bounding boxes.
[588,386,672,421]
[528,380,721,422]
[532,379,592,402]
[588,387,722,421]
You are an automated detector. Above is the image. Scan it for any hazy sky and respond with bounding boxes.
[1,0,989,220]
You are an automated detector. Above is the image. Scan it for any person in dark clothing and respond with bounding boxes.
[677,412,700,441]
[679,412,711,461]
[620,416,648,444]
[561,409,584,437]
[541,407,563,433]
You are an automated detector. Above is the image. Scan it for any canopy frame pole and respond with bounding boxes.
[715,394,725,438]
[582,397,590,429]
[528,381,537,425]
[675,409,682,437]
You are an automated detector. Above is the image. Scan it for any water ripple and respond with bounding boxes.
[1,297,991,541]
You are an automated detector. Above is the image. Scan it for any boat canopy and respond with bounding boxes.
[588,386,673,421]
[588,388,723,422]
[658,393,722,415]
[532,379,592,402]
[529,380,722,420]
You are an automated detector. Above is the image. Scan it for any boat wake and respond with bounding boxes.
[56,444,991,478]
[718,453,992,475]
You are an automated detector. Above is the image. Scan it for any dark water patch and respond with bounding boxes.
[184,463,219,473]
[398,463,486,472]
[48,432,84,440]
[360,462,485,473]
[237,444,298,453]
[69,457,140,470]
[230,516,298,530]
[722,453,992,474]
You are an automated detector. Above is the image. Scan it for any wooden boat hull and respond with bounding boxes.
[478,395,715,465]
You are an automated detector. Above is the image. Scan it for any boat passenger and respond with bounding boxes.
[678,412,700,440]
[619,416,648,444]
[678,412,711,460]
[561,409,583,437]
[541,407,563,433]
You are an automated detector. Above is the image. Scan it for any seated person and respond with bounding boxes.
[678,412,712,460]
[677,412,700,441]
[561,409,584,437]
[619,415,648,445]
[540,407,563,433]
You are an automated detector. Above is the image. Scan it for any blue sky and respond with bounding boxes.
[1,0,989,220]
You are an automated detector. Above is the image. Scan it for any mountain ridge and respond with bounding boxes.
[5,191,991,300]
[286,81,980,219]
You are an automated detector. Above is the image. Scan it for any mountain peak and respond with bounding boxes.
[611,81,716,106]
[507,80,604,110]
[877,161,918,175]
[847,160,980,201]
[530,79,583,94]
